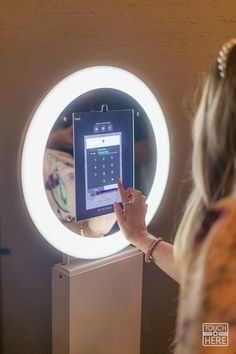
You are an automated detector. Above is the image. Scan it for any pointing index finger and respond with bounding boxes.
[117,179,128,203]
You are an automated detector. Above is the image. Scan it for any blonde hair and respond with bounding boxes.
[174,43,236,281]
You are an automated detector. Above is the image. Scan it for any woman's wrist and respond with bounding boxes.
[133,233,157,255]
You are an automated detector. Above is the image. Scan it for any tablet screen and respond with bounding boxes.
[73,110,134,221]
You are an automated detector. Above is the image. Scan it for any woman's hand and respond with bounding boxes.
[114,181,179,282]
[114,180,149,247]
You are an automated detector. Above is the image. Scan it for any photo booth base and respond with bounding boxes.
[52,246,143,354]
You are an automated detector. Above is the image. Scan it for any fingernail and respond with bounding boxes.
[114,202,118,208]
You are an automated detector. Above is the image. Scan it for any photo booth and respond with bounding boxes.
[20,66,170,354]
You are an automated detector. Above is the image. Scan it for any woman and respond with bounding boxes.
[114,39,236,353]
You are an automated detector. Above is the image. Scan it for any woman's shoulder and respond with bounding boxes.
[202,196,236,276]
[202,196,236,284]
[199,196,236,325]
[193,197,236,250]
[175,198,236,353]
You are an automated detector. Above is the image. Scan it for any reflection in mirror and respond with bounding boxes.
[43,89,157,238]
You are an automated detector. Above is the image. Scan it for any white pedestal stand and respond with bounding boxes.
[52,246,143,354]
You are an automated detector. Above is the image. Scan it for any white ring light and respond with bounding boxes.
[21,66,170,259]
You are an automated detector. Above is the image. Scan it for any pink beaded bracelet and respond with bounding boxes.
[145,237,163,263]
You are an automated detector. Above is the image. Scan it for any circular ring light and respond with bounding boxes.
[21,66,170,259]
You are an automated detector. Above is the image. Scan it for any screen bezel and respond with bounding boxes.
[73,109,134,221]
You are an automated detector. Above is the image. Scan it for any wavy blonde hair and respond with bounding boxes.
[174,43,236,281]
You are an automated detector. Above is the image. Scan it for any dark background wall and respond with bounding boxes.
[1,1,236,353]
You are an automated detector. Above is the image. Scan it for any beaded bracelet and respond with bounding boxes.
[145,237,163,263]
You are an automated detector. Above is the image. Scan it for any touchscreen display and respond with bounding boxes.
[73,110,134,221]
